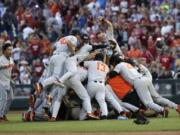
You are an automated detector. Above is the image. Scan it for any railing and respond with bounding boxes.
[11,79,180,109]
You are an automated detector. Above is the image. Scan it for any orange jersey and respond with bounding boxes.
[108,75,133,99]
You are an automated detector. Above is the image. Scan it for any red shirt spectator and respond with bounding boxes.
[40,36,51,55]
[28,35,41,57]
[160,55,172,70]
[33,59,44,78]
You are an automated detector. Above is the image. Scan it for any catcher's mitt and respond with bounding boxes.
[134,118,149,125]
[134,112,150,125]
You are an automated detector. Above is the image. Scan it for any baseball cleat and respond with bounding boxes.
[100,115,107,120]
[3,115,9,121]
[48,117,56,122]
[22,112,30,121]
[162,107,169,118]
[0,117,6,122]
[54,80,65,88]
[30,110,35,121]
[33,82,42,96]
[86,113,100,120]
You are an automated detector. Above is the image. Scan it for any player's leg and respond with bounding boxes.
[3,88,13,121]
[105,85,124,113]
[49,87,67,121]
[134,78,164,112]
[148,79,178,110]
[42,54,67,88]
[69,77,92,113]
[0,88,6,122]
[58,58,78,85]
[94,83,108,119]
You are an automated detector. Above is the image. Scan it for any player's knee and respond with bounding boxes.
[96,98,105,104]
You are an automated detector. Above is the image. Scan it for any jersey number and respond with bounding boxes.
[59,37,68,44]
[125,63,133,69]
[97,62,106,72]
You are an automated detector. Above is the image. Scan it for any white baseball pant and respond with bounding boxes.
[134,77,164,112]
[87,81,108,116]
[41,53,68,88]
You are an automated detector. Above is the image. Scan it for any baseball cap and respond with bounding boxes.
[70,28,81,36]
[81,34,89,41]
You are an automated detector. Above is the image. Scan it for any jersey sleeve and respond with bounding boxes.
[80,44,93,53]
[69,36,78,47]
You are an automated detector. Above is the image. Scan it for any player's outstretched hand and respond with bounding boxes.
[97,16,104,21]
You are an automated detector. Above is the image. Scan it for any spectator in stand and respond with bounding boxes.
[127,45,141,58]
[32,58,44,82]
[12,40,22,64]
[28,33,41,60]
[19,58,31,85]
[172,48,180,72]
[1,0,180,85]
[40,34,52,55]
[160,49,173,70]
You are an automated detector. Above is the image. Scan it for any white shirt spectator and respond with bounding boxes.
[120,0,128,8]
[12,47,21,62]
[161,24,173,35]
[150,13,161,22]
[22,26,34,40]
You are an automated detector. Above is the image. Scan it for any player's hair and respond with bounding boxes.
[71,28,81,36]
[108,40,117,50]
[95,31,102,39]
[109,54,123,66]
[2,42,12,53]
[81,34,89,43]
[95,53,104,61]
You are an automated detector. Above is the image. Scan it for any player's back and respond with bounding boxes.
[53,35,77,55]
[85,60,109,82]
[114,62,142,85]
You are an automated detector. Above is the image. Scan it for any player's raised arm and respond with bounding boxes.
[98,16,113,33]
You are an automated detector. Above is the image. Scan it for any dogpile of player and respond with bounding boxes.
[22,17,180,124]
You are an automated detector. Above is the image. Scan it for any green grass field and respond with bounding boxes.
[0,110,180,133]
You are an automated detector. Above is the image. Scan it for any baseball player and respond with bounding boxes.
[28,29,81,121]
[55,34,109,87]
[49,65,99,121]
[33,29,81,96]
[84,53,109,119]
[138,62,180,115]
[105,83,149,124]
[0,42,14,122]
[96,16,123,56]
[109,55,168,115]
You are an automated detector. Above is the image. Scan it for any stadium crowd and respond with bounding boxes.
[0,0,180,84]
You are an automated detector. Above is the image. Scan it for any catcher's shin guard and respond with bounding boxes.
[33,82,43,96]
[28,95,35,108]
